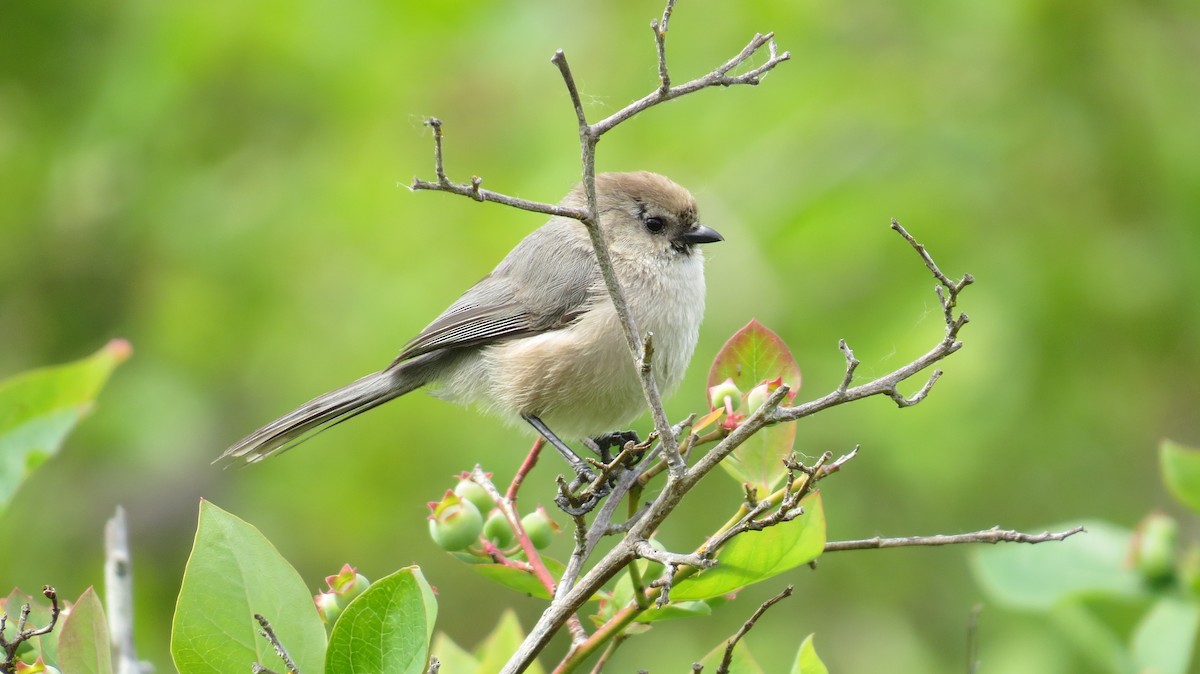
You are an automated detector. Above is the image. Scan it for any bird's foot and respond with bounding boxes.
[589,430,641,463]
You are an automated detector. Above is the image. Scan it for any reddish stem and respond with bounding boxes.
[508,436,545,502]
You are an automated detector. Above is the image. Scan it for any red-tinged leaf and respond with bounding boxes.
[707,321,802,493]
[58,587,112,674]
[707,320,802,395]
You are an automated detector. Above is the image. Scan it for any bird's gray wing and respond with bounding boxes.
[391,221,600,365]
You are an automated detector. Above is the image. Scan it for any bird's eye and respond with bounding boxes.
[644,216,666,233]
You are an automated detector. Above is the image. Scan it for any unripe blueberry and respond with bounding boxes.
[483,509,515,548]
[454,477,495,516]
[324,564,370,605]
[315,591,342,625]
[1132,511,1178,585]
[428,490,484,551]
[521,506,560,549]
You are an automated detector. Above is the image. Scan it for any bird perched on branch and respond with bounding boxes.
[218,171,722,476]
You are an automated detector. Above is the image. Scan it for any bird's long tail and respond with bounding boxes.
[217,367,422,465]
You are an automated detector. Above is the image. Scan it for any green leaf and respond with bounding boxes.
[672,492,825,601]
[1048,601,1133,674]
[971,520,1142,610]
[326,566,437,674]
[1132,596,1200,674]
[0,339,130,513]
[708,320,802,494]
[57,587,113,674]
[789,634,828,674]
[473,610,544,674]
[451,552,567,600]
[171,500,326,674]
[1161,439,1200,515]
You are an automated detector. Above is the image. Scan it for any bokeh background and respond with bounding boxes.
[3,0,1198,671]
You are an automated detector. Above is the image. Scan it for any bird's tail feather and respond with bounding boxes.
[217,368,419,465]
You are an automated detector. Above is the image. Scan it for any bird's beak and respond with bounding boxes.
[677,224,723,245]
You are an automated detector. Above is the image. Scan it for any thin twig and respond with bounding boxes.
[550,51,590,137]
[591,32,790,136]
[823,526,1086,552]
[704,452,829,555]
[651,0,676,94]
[768,222,971,425]
[715,585,794,674]
[254,614,299,674]
[0,586,61,673]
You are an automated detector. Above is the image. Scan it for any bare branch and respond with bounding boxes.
[0,586,61,672]
[715,585,794,674]
[591,32,791,136]
[823,525,1086,552]
[425,117,447,184]
[639,540,718,608]
[409,119,588,220]
[891,219,974,294]
[550,51,590,137]
[887,369,942,407]
[650,0,677,94]
[769,222,971,425]
[634,541,715,572]
[836,339,859,393]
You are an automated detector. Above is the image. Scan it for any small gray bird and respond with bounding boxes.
[218,171,722,471]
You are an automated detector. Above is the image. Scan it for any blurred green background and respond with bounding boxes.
[2,0,1198,671]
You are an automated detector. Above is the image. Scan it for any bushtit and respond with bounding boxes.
[218,171,722,472]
